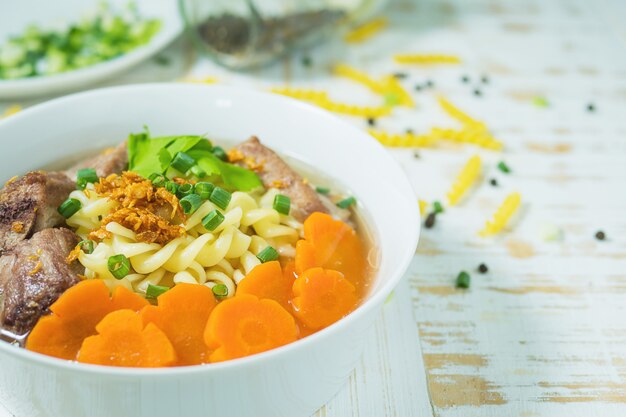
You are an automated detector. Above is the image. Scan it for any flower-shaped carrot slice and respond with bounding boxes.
[78,309,176,367]
[236,261,294,310]
[292,267,358,330]
[295,212,367,289]
[204,294,297,363]
[141,283,217,366]
[26,280,148,360]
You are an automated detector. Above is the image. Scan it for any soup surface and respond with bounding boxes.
[0,131,374,367]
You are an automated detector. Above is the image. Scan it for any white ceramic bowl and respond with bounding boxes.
[0,0,182,99]
[0,84,419,417]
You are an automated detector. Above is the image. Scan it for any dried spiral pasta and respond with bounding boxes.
[447,155,482,206]
[479,192,521,237]
[393,54,461,65]
[437,96,486,129]
[368,129,436,147]
[344,17,387,43]
[430,127,503,151]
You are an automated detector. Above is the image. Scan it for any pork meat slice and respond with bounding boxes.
[0,171,75,255]
[65,141,128,180]
[0,228,83,336]
[234,136,329,221]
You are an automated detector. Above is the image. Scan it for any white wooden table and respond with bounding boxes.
[2,0,626,415]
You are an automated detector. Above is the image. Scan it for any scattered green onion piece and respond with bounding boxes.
[107,254,131,280]
[194,182,215,199]
[212,284,229,300]
[257,246,279,263]
[455,271,471,289]
[76,168,98,189]
[148,172,166,187]
[202,209,225,231]
[497,161,511,174]
[146,284,170,299]
[58,198,82,218]
[176,183,193,198]
[532,97,549,108]
[180,194,203,215]
[210,187,231,210]
[336,196,356,209]
[211,146,228,161]
[273,194,291,215]
[78,240,95,254]
[433,201,444,214]
[165,181,179,195]
[171,151,196,173]
[384,92,400,106]
[315,186,330,195]
[190,165,206,178]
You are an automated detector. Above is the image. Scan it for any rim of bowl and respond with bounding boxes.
[0,83,420,376]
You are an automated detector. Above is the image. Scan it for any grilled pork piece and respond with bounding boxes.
[0,228,82,336]
[65,141,128,180]
[0,171,75,254]
[233,136,329,221]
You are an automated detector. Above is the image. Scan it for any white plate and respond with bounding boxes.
[0,0,182,99]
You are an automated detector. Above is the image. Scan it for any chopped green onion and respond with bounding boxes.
[180,194,203,215]
[194,182,215,199]
[76,168,98,189]
[497,161,511,174]
[210,187,231,210]
[146,284,169,299]
[202,209,225,231]
[211,146,228,161]
[190,165,206,178]
[273,194,291,215]
[455,271,471,289]
[532,97,549,108]
[165,181,179,195]
[336,196,356,209]
[148,172,166,188]
[176,183,193,198]
[58,198,82,218]
[212,284,229,299]
[78,240,95,254]
[315,186,330,194]
[257,246,279,263]
[107,254,131,280]
[433,201,444,214]
[171,152,196,173]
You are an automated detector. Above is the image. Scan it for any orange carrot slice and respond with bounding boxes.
[295,212,367,289]
[141,284,217,366]
[236,261,294,310]
[292,267,358,330]
[26,280,148,360]
[204,294,297,362]
[78,309,176,368]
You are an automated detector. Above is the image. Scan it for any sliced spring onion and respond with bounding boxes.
[180,194,203,215]
[336,196,356,209]
[76,168,98,189]
[194,182,215,199]
[165,181,179,195]
[146,284,170,299]
[315,186,330,194]
[212,283,229,299]
[273,194,291,215]
[78,240,95,254]
[171,151,196,173]
[148,172,166,188]
[497,161,511,173]
[176,183,193,198]
[455,271,470,289]
[257,246,279,263]
[58,198,82,218]
[211,146,228,161]
[433,201,444,214]
[190,165,206,178]
[202,209,225,231]
[107,254,131,280]
[210,187,231,210]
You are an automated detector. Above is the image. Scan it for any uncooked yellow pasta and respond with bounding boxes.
[333,64,386,92]
[437,96,486,129]
[271,87,329,102]
[368,129,436,147]
[380,76,414,107]
[394,54,461,65]
[479,192,521,237]
[344,17,387,43]
[430,127,503,151]
[446,155,482,206]
[418,199,429,217]
[320,100,391,117]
